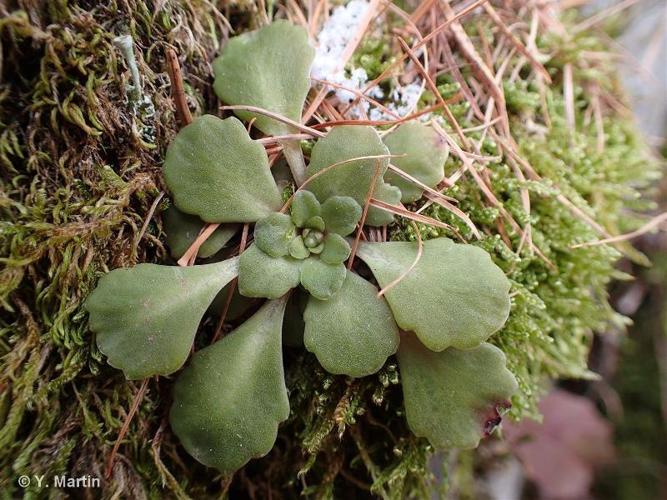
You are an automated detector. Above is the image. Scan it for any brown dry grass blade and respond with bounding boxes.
[105,378,150,479]
[369,198,454,231]
[387,163,480,239]
[377,221,423,297]
[571,212,667,249]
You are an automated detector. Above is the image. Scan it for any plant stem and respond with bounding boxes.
[280,140,307,187]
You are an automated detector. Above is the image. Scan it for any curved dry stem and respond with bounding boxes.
[377,221,423,297]
[348,160,384,270]
[177,223,221,267]
[221,104,325,137]
[105,378,150,479]
[280,153,405,212]
[386,163,480,239]
[212,223,250,343]
[369,199,454,232]
[571,212,667,249]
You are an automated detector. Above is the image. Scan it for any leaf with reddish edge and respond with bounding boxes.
[397,333,517,449]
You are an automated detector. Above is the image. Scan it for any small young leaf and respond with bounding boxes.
[305,216,326,232]
[164,115,282,223]
[238,244,301,299]
[213,21,315,136]
[309,242,325,254]
[304,271,399,377]
[383,122,448,202]
[291,190,321,227]
[397,333,518,449]
[170,298,290,473]
[85,258,239,379]
[305,126,399,226]
[288,236,310,260]
[254,213,296,257]
[302,228,324,249]
[300,258,346,300]
[320,196,362,236]
[357,238,510,351]
[320,233,351,265]
[163,206,237,259]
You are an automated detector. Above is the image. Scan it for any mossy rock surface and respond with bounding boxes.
[0,1,659,498]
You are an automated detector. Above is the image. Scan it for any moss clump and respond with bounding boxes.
[0,2,659,498]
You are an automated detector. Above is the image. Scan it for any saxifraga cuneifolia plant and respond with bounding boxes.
[85,20,518,473]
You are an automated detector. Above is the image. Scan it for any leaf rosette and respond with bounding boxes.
[240,191,361,301]
[84,21,518,475]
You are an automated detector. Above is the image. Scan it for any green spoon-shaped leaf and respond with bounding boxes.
[238,244,301,299]
[289,236,310,260]
[213,21,314,136]
[163,206,238,259]
[383,122,448,203]
[357,238,510,351]
[320,233,350,265]
[305,126,401,226]
[291,190,321,228]
[397,333,518,449]
[164,115,282,223]
[300,258,346,300]
[170,298,290,473]
[85,258,239,379]
[304,271,399,377]
[320,196,362,236]
[254,213,296,257]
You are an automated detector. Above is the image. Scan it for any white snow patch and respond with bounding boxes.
[311,0,428,121]
[369,82,427,121]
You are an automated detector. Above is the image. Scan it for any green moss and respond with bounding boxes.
[0,2,660,498]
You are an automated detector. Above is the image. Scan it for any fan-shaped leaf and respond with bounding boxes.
[85,258,239,379]
[397,334,517,449]
[300,258,346,300]
[164,115,282,223]
[291,191,321,227]
[170,298,290,473]
[213,21,314,136]
[305,126,400,226]
[304,216,326,232]
[288,236,310,260]
[320,233,350,265]
[320,196,362,236]
[304,271,399,377]
[383,122,448,202]
[357,238,510,351]
[163,206,237,259]
[254,213,296,257]
[238,244,301,299]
